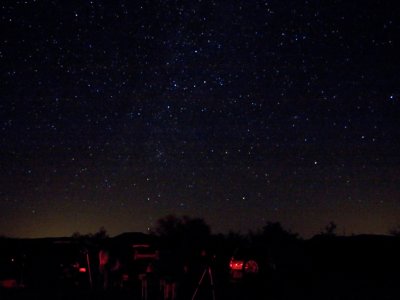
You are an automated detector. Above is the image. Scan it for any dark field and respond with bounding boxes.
[1,234,400,300]
[1,274,399,300]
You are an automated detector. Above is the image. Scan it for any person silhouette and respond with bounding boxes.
[98,247,110,290]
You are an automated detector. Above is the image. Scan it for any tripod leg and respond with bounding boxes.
[191,268,207,300]
[208,267,216,300]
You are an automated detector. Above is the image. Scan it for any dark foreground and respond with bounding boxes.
[1,272,399,300]
[1,233,400,299]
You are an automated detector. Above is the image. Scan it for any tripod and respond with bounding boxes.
[191,265,216,300]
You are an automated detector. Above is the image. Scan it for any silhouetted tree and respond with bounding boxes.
[151,215,212,299]
[225,231,248,248]
[152,215,211,250]
[92,226,109,241]
[261,221,299,244]
[321,221,338,236]
[389,225,400,236]
[248,222,301,273]
[71,227,109,244]
[152,214,213,267]
[153,215,182,238]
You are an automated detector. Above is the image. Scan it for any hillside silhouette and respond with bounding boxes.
[1,216,400,299]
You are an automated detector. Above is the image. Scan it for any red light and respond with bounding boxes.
[79,267,87,273]
[0,279,17,289]
[229,260,244,270]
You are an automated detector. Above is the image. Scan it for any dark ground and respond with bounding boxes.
[1,234,400,299]
[1,270,399,300]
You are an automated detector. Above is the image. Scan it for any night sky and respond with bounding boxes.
[1,0,399,239]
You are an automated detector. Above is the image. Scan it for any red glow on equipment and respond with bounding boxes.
[229,259,244,270]
[79,267,87,273]
[0,279,17,289]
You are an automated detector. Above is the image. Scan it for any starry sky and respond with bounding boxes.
[1,0,399,239]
